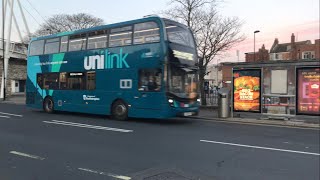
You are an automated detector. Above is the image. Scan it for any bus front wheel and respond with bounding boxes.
[111,100,128,121]
[43,97,54,113]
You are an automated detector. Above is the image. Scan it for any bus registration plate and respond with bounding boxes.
[184,112,193,116]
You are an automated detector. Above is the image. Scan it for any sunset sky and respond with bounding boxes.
[3,0,320,63]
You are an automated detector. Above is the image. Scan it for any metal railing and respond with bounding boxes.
[204,89,219,106]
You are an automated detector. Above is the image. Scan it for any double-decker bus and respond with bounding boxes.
[26,16,200,120]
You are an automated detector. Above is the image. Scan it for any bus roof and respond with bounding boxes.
[31,16,166,42]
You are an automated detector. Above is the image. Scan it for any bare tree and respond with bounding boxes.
[33,13,104,37]
[164,0,245,105]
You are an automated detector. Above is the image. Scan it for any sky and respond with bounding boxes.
[3,0,320,63]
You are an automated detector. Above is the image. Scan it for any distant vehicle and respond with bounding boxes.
[26,16,200,120]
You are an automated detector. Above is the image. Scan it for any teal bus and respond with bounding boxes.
[26,16,200,120]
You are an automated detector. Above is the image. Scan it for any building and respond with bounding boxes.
[204,64,222,87]
[220,62,234,88]
[0,40,27,98]
[245,33,320,62]
[269,33,320,61]
[245,44,269,62]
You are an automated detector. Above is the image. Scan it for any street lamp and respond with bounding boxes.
[254,30,260,62]
[1,0,6,101]
[216,59,220,87]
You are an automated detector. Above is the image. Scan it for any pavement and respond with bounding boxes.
[198,107,320,129]
[0,103,319,180]
[0,94,26,105]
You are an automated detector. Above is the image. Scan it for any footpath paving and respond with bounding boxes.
[1,95,319,129]
[198,106,319,129]
[0,94,26,105]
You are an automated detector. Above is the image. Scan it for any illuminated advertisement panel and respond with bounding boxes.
[233,69,261,112]
[296,67,320,115]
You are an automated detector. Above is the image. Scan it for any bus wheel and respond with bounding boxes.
[43,97,54,113]
[111,100,128,121]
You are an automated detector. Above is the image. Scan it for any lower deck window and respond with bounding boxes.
[37,72,96,90]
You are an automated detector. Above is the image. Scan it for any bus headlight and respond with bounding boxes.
[168,99,174,106]
[197,98,201,103]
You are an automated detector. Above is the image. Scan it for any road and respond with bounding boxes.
[0,103,319,180]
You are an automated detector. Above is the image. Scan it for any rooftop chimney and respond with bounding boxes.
[291,33,295,44]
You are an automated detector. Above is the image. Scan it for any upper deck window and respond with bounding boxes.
[29,40,44,56]
[165,21,195,48]
[69,33,87,51]
[44,38,60,54]
[87,30,107,49]
[60,36,68,52]
[134,22,160,44]
[109,26,132,47]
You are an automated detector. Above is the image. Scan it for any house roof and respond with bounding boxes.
[270,40,310,53]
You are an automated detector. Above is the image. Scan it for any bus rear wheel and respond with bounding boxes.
[43,97,54,113]
[111,100,128,121]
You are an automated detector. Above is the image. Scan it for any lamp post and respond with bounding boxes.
[254,30,260,62]
[216,59,220,87]
[1,0,6,101]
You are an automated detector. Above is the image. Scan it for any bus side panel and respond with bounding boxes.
[26,56,47,109]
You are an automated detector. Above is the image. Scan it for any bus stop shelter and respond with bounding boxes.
[223,60,319,122]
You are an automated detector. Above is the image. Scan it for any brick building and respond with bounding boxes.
[245,44,269,62]
[245,33,320,62]
[269,33,320,61]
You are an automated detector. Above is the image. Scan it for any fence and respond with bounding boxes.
[204,89,218,106]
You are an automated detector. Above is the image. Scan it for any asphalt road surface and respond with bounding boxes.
[0,103,319,180]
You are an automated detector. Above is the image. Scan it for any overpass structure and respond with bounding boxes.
[0,39,27,60]
[1,0,30,100]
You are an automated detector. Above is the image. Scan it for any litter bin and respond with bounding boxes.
[218,88,230,118]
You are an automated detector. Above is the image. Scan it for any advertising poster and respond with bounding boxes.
[233,69,261,112]
[296,67,320,115]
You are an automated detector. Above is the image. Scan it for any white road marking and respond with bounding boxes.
[78,168,131,180]
[200,140,320,156]
[0,111,23,117]
[0,115,10,118]
[9,151,45,160]
[43,120,133,133]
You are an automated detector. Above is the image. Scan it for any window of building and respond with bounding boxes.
[29,40,45,56]
[44,38,60,54]
[69,33,87,51]
[87,30,108,49]
[275,53,279,59]
[287,45,291,51]
[86,71,96,90]
[138,69,162,91]
[134,22,160,44]
[109,26,132,47]
[60,36,68,52]
[43,73,59,90]
[302,51,315,59]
